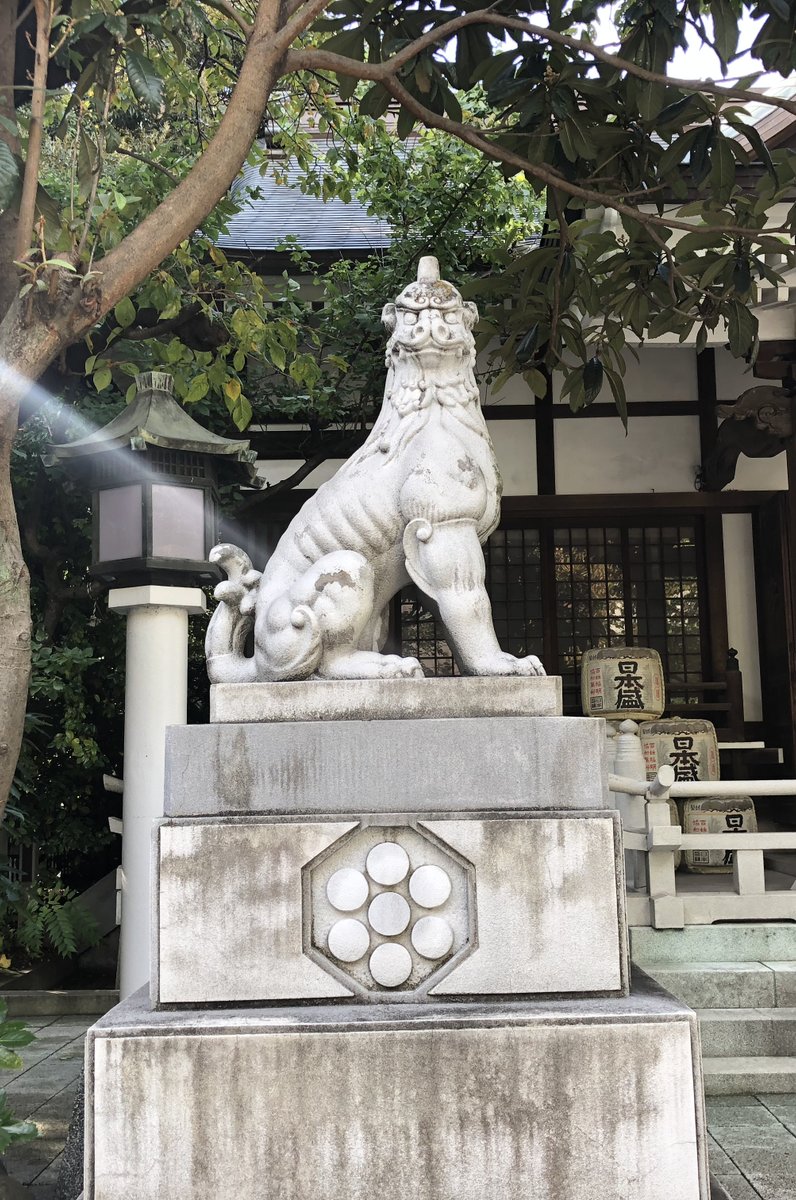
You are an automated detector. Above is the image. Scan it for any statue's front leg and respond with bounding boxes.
[403,519,545,677]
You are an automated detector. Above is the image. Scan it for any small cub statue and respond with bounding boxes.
[205,256,545,682]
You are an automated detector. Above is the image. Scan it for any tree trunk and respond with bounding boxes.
[0,300,70,820]
[0,0,295,819]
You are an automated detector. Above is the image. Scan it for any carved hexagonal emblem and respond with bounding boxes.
[304,824,475,998]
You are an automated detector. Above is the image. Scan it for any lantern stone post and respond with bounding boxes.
[110,585,206,996]
[48,371,258,997]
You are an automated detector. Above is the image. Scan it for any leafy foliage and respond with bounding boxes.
[0,1000,37,1155]
[9,412,123,888]
[244,114,544,431]
[6,0,795,426]
[6,883,99,961]
[304,0,796,415]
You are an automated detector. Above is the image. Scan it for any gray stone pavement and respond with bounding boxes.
[708,1094,796,1200]
[1,1014,92,1200]
[1,1013,796,1199]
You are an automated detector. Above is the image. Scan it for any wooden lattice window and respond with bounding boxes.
[399,519,707,713]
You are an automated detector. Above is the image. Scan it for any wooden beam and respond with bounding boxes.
[696,348,718,470]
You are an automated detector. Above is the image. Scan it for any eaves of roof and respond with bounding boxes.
[215,152,393,252]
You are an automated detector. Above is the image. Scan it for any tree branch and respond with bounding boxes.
[286,51,788,244]
[200,0,253,37]
[90,0,287,315]
[242,452,328,503]
[295,9,796,119]
[119,301,202,340]
[15,0,50,260]
[112,147,181,186]
[271,0,332,53]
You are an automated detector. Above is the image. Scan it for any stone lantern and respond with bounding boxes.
[48,370,257,586]
[48,369,258,997]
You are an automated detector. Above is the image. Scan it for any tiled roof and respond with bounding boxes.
[215,152,392,252]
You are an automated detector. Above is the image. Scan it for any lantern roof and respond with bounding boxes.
[49,371,259,485]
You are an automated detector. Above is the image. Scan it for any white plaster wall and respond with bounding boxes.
[555,415,701,494]
[552,347,698,405]
[714,348,758,401]
[255,458,346,488]
[729,451,788,491]
[722,513,763,723]
[488,420,537,494]
[483,370,535,407]
[256,426,539,496]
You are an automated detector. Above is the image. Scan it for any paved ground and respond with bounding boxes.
[2,1014,796,1198]
[708,1095,796,1200]
[1,1013,91,1199]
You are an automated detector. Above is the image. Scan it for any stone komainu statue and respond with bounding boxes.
[205,257,545,682]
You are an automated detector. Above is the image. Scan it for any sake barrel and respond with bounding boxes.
[639,718,720,783]
[581,646,665,721]
[683,796,757,874]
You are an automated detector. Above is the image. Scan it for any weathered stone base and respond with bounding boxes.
[86,976,709,1200]
[164,714,608,816]
[153,811,627,1005]
[209,675,563,723]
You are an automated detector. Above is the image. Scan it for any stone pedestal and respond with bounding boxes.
[87,979,708,1200]
[85,678,709,1198]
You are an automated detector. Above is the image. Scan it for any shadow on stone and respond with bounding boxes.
[55,1071,83,1200]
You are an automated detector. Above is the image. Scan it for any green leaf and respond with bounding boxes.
[675,229,725,258]
[710,0,739,69]
[729,119,778,181]
[359,84,390,119]
[114,297,136,328]
[126,52,164,112]
[226,391,252,431]
[77,130,99,200]
[657,129,699,178]
[93,367,112,392]
[516,324,539,365]
[583,356,604,405]
[0,140,19,211]
[726,300,757,357]
[690,126,714,187]
[185,373,210,403]
[0,1047,22,1071]
[709,137,736,205]
[320,26,365,58]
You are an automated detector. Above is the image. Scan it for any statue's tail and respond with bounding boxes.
[205,544,261,684]
[254,594,324,682]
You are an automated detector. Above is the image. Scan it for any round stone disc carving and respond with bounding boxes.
[367,892,411,936]
[327,919,370,963]
[366,842,410,886]
[326,868,369,912]
[408,864,452,908]
[411,916,454,960]
[369,943,412,987]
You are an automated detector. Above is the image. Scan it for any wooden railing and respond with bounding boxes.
[610,765,796,928]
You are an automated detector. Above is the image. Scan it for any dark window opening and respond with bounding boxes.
[400,518,708,714]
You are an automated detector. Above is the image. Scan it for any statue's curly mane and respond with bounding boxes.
[338,283,488,474]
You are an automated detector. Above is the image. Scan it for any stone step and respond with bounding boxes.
[640,962,777,1009]
[702,1055,796,1095]
[630,922,796,964]
[0,988,119,1018]
[698,1007,796,1057]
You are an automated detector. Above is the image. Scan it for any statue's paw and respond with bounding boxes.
[378,655,425,679]
[517,654,546,677]
[400,656,425,679]
[477,652,546,677]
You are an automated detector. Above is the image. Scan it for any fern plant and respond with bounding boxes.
[14,886,99,960]
[0,999,38,1153]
